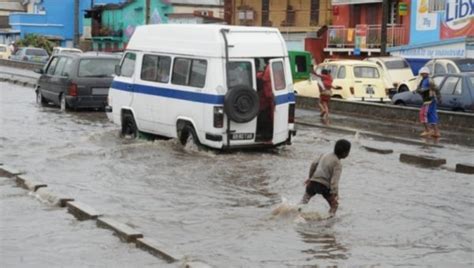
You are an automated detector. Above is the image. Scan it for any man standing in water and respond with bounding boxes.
[300,139,351,217]
[416,67,441,138]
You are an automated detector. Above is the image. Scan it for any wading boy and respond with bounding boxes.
[300,139,351,216]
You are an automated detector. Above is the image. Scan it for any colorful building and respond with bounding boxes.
[224,0,332,52]
[9,0,121,47]
[85,0,173,52]
[324,0,411,57]
[388,0,474,73]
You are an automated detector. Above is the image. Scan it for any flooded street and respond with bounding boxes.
[1,82,473,267]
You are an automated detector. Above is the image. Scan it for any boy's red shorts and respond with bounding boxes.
[320,95,331,104]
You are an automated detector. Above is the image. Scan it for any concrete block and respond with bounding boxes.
[96,217,143,243]
[399,153,446,168]
[136,238,183,263]
[35,188,74,207]
[66,201,102,221]
[0,165,24,177]
[15,174,47,192]
[455,163,474,174]
[362,145,394,154]
[183,261,212,268]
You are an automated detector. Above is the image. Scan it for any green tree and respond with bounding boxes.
[16,34,55,54]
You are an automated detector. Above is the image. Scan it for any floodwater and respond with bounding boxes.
[1,82,473,267]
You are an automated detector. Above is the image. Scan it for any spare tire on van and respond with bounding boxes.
[224,85,259,123]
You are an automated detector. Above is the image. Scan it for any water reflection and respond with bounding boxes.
[296,224,349,262]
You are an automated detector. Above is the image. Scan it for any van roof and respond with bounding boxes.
[324,59,379,67]
[127,24,288,58]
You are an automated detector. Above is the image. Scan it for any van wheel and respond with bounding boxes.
[36,89,47,106]
[224,85,259,123]
[60,94,68,111]
[179,124,200,147]
[121,113,138,139]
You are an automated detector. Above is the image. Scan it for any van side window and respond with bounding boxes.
[172,58,207,88]
[121,53,136,77]
[271,61,286,91]
[46,57,59,75]
[141,54,171,83]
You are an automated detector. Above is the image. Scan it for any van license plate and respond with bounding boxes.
[230,133,254,140]
[92,88,109,95]
[366,87,375,95]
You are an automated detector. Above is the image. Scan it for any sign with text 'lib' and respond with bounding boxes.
[442,0,474,39]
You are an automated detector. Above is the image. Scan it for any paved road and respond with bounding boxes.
[1,82,473,267]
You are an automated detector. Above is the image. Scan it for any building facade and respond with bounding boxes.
[324,0,411,57]
[224,0,332,51]
[388,0,474,73]
[9,0,120,47]
[86,0,173,52]
[0,0,24,44]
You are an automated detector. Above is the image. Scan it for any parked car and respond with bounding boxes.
[316,60,390,102]
[397,58,474,93]
[288,50,313,83]
[293,74,321,98]
[35,53,121,111]
[391,73,474,112]
[51,47,83,56]
[365,56,414,94]
[0,44,12,59]
[10,47,49,64]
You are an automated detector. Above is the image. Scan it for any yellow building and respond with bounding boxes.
[224,0,332,32]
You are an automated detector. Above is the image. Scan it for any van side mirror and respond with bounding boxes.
[34,68,44,74]
[114,65,121,76]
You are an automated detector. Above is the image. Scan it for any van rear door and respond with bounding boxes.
[269,58,290,143]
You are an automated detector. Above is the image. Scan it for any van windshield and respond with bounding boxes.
[228,62,253,88]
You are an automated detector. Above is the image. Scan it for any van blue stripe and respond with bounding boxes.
[111,81,295,105]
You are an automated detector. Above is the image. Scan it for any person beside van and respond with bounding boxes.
[256,58,275,140]
[300,139,351,217]
[416,67,441,138]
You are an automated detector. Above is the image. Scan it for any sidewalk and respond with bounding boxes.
[295,108,474,148]
[0,65,39,87]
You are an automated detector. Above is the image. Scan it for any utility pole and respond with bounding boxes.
[145,0,150,24]
[380,0,389,55]
[74,0,80,48]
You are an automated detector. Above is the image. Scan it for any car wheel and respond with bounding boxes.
[178,124,201,148]
[398,85,409,93]
[121,113,138,139]
[224,85,259,123]
[59,94,68,111]
[36,89,47,106]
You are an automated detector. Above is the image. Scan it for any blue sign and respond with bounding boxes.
[354,48,361,55]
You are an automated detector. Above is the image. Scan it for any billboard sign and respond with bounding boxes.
[332,0,382,5]
[442,0,474,39]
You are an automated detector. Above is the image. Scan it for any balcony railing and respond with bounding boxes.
[327,24,407,49]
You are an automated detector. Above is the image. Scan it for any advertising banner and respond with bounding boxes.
[416,0,437,31]
[441,0,474,39]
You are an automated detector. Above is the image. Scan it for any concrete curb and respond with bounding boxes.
[455,163,474,174]
[400,153,447,168]
[361,145,394,154]
[136,238,184,263]
[0,165,24,177]
[297,120,443,148]
[15,174,47,192]
[35,187,74,207]
[66,201,102,221]
[96,217,143,243]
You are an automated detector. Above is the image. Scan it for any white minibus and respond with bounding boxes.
[106,24,296,149]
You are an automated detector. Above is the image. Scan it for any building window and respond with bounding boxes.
[281,5,296,26]
[429,0,446,12]
[310,0,320,26]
